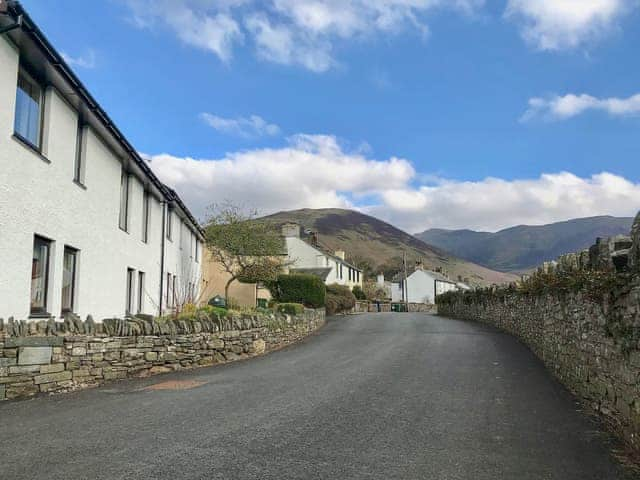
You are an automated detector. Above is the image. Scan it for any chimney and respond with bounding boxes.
[281,223,300,238]
[334,250,346,260]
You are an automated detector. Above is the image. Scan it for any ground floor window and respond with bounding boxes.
[61,247,78,314]
[126,268,135,315]
[137,271,145,314]
[31,236,51,315]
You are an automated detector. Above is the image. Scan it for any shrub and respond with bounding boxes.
[268,274,326,308]
[325,283,356,315]
[352,285,366,300]
[196,305,229,318]
[276,303,305,315]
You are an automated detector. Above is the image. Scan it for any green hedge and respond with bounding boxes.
[326,284,356,316]
[276,303,305,315]
[268,274,326,308]
[352,285,366,300]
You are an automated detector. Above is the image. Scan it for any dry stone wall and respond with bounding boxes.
[437,212,640,453]
[0,309,325,401]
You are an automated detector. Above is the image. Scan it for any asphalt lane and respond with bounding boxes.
[0,314,631,479]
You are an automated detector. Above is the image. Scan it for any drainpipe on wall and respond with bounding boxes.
[159,201,167,317]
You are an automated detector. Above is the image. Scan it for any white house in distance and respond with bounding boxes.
[391,267,458,304]
[282,224,363,288]
[0,3,203,321]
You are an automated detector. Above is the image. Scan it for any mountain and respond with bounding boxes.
[416,216,634,273]
[259,208,517,286]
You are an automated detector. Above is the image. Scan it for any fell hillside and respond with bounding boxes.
[259,208,517,287]
[416,215,634,273]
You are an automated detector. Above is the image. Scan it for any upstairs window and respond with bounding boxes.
[119,170,129,231]
[142,190,150,243]
[166,208,173,241]
[74,119,86,185]
[14,69,44,149]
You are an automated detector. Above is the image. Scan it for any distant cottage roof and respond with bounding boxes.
[296,227,363,272]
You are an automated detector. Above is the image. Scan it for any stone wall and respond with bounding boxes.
[353,301,437,314]
[437,213,640,453]
[0,309,325,401]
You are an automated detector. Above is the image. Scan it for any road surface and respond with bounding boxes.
[0,313,631,479]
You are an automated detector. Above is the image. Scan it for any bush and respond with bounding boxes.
[276,303,305,315]
[268,274,326,308]
[196,305,229,317]
[352,285,366,300]
[325,284,356,315]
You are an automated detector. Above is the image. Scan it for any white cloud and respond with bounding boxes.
[522,93,640,121]
[505,0,634,50]
[146,134,414,221]
[200,113,281,138]
[369,172,640,232]
[146,135,640,233]
[61,49,97,69]
[123,0,243,61]
[123,0,485,72]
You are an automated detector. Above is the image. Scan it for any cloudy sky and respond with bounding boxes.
[25,0,640,232]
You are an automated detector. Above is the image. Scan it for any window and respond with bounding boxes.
[137,271,145,314]
[31,236,51,315]
[74,119,85,184]
[126,268,135,315]
[119,170,129,231]
[61,247,78,313]
[172,275,177,308]
[195,238,200,263]
[14,69,43,148]
[142,190,150,243]
[166,272,172,308]
[166,209,173,240]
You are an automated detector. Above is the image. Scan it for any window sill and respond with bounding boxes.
[29,312,51,319]
[73,179,87,190]
[119,226,129,234]
[12,134,50,164]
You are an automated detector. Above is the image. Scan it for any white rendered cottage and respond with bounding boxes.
[391,268,458,304]
[282,224,363,288]
[0,3,203,320]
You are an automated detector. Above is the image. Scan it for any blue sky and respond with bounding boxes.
[21,0,640,232]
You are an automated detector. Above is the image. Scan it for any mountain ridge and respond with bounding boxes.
[416,215,634,272]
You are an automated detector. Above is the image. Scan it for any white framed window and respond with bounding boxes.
[137,271,145,314]
[126,268,135,315]
[14,68,44,149]
[61,247,78,314]
[31,236,52,315]
[74,119,86,185]
[142,190,150,243]
[119,170,129,231]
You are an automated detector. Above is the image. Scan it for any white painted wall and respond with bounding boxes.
[284,235,362,288]
[0,34,201,320]
[389,270,458,304]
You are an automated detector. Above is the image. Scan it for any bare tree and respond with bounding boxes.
[205,203,287,301]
